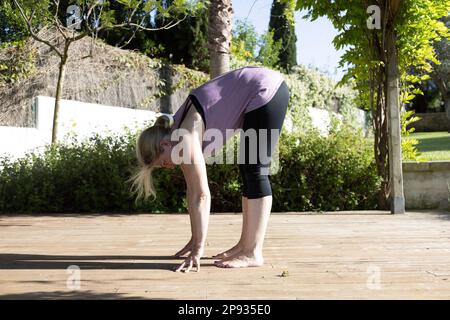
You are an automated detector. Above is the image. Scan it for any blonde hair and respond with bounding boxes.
[128,114,174,203]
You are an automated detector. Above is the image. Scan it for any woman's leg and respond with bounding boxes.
[212,196,248,259]
[244,195,272,255]
[215,195,271,267]
[213,161,252,258]
[215,81,289,268]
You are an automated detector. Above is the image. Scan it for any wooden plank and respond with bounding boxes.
[1,211,450,299]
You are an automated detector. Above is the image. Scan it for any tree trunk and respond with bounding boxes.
[51,42,70,144]
[375,77,390,210]
[385,1,405,214]
[208,0,233,79]
[445,96,450,132]
[368,20,390,210]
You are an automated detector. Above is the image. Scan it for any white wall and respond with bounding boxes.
[0,96,157,160]
[284,107,368,136]
[35,96,156,142]
[0,96,369,160]
[0,127,47,159]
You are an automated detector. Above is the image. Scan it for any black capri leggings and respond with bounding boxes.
[239,81,290,199]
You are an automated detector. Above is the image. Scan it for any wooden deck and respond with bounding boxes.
[1,210,450,299]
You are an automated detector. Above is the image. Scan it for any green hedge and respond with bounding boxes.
[272,121,381,211]
[0,123,381,213]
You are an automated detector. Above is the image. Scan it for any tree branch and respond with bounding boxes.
[52,0,69,40]
[96,14,187,33]
[13,0,63,58]
[431,70,448,96]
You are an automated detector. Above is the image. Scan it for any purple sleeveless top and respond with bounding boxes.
[171,66,284,157]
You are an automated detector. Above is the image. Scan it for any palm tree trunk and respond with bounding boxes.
[208,0,233,79]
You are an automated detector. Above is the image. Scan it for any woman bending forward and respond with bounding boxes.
[130,66,290,272]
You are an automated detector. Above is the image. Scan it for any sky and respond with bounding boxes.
[232,0,346,80]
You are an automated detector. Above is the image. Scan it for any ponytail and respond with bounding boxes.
[128,114,174,203]
[128,164,156,203]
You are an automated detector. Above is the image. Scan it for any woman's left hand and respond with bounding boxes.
[175,248,203,273]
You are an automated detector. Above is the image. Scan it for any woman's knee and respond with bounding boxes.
[241,164,272,199]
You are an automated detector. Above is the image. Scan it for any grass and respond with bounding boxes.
[408,131,450,161]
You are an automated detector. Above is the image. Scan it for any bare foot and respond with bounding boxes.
[212,243,243,259]
[214,251,264,268]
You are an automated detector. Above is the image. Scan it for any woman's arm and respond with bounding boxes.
[175,105,211,272]
[182,135,211,251]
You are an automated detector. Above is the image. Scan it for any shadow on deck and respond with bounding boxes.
[1,210,450,299]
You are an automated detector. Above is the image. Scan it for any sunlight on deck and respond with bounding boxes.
[1,211,450,299]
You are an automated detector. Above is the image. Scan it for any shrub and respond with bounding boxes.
[0,40,37,85]
[0,122,381,213]
[0,130,185,213]
[401,110,423,161]
[230,19,282,70]
[272,121,382,211]
[448,181,450,211]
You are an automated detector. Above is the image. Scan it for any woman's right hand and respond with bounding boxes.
[175,249,202,272]
[174,237,194,257]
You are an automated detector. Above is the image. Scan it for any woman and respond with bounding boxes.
[130,66,290,272]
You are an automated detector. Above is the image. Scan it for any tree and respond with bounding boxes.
[208,0,233,78]
[189,5,210,72]
[408,79,442,113]
[148,0,210,72]
[231,19,259,62]
[0,0,50,44]
[230,19,282,68]
[295,0,449,212]
[431,16,450,131]
[11,0,192,144]
[268,0,297,72]
[257,29,283,68]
